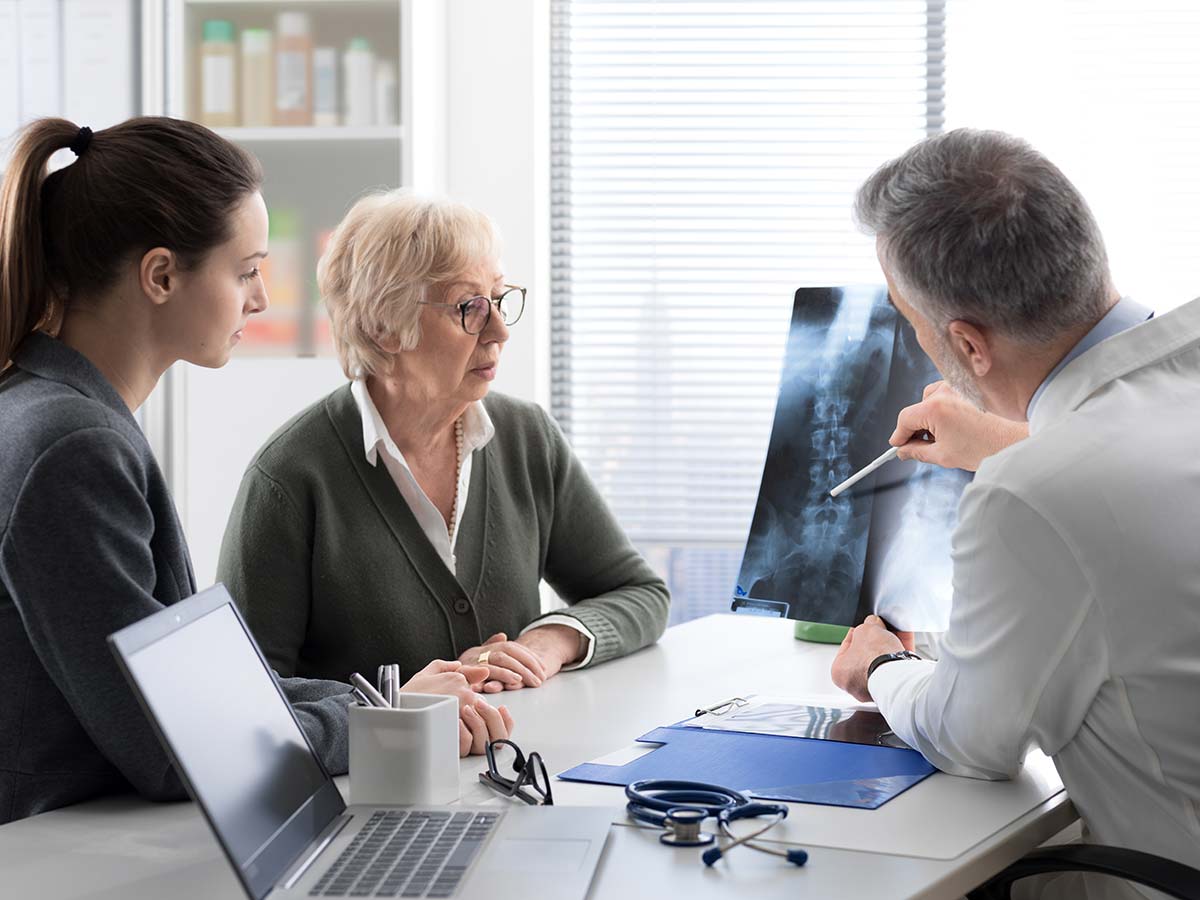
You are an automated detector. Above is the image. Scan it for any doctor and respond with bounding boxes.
[830,129,1200,895]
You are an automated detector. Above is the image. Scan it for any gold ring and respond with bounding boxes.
[477,651,491,665]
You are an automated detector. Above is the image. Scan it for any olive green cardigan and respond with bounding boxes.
[217,386,669,683]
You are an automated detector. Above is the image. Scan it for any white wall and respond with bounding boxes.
[182,358,347,586]
[443,0,550,408]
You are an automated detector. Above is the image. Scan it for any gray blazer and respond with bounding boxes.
[0,334,351,824]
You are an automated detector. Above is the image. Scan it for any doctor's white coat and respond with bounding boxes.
[869,296,1200,897]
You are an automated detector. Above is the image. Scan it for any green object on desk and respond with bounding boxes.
[794,621,850,644]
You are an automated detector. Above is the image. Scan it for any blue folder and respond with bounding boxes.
[558,724,936,810]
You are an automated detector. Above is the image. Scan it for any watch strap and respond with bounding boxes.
[866,650,921,681]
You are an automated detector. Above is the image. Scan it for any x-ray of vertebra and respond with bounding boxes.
[731,286,972,632]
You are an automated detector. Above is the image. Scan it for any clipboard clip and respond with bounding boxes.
[693,696,749,718]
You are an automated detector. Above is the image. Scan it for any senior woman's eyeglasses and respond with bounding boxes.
[418,285,526,335]
[479,738,553,806]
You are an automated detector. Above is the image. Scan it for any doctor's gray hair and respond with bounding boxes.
[854,129,1112,345]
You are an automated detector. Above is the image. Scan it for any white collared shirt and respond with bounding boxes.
[351,379,494,574]
[350,381,595,668]
[1025,296,1153,420]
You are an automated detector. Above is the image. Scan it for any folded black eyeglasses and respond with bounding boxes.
[478,739,554,806]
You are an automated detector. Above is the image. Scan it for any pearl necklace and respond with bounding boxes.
[446,417,464,538]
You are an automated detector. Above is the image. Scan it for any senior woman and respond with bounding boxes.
[217,191,669,740]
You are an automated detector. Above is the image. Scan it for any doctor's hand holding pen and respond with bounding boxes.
[389,659,516,757]
[889,381,1029,472]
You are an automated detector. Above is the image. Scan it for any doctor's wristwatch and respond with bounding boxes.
[866,650,922,680]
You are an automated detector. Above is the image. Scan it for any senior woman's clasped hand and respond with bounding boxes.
[460,625,587,692]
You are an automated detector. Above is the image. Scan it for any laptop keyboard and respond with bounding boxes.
[309,810,499,898]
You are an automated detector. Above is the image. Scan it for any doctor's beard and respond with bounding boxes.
[929,328,987,412]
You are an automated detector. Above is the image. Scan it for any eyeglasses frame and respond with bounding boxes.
[417,284,526,335]
[478,738,554,806]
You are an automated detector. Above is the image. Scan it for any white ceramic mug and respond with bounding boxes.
[349,693,459,806]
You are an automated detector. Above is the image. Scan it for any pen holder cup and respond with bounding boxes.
[349,694,460,806]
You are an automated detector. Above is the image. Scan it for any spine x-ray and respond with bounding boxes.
[732,286,972,632]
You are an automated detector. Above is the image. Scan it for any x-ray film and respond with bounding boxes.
[682,697,912,751]
[731,286,972,632]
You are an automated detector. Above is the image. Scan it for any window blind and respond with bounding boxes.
[550,1,946,620]
[944,0,1200,313]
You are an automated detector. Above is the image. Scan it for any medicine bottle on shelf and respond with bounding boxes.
[374,60,397,127]
[199,20,236,127]
[240,28,273,127]
[343,38,375,127]
[274,11,312,126]
[313,47,339,127]
[313,228,335,351]
[256,208,303,350]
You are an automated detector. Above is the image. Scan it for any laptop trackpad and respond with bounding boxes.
[462,808,612,900]
[477,839,592,873]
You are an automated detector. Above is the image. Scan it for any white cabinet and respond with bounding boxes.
[155,0,439,584]
[172,0,407,357]
[0,0,141,161]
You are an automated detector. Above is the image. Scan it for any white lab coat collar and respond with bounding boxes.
[350,379,495,467]
[1028,295,1200,434]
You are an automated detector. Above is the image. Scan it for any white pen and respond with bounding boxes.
[381,667,395,708]
[349,672,390,709]
[830,446,900,498]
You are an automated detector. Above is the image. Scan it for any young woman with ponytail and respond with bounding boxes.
[0,117,501,824]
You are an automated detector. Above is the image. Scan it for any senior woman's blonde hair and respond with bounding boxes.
[318,189,501,379]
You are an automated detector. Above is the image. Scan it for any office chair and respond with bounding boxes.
[967,845,1200,899]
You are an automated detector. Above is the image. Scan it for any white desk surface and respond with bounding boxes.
[0,614,1076,899]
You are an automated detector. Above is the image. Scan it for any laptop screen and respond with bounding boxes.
[117,597,336,895]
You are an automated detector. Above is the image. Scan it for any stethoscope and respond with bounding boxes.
[624,780,808,867]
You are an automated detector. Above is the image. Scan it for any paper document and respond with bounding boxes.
[683,694,912,750]
[19,0,62,122]
[62,0,133,127]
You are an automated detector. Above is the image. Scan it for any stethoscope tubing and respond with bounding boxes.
[624,779,751,824]
[624,779,806,866]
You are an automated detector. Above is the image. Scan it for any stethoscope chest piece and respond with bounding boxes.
[659,807,715,847]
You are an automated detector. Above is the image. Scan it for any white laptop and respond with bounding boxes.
[108,585,612,900]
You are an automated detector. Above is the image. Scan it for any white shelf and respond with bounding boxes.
[214,125,404,142]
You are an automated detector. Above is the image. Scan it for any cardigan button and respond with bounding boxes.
[453,599,471,615]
